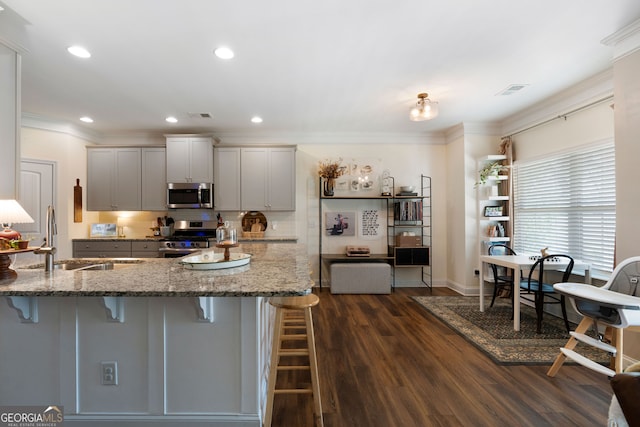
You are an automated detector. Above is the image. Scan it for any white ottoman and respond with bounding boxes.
[330,263,391,294]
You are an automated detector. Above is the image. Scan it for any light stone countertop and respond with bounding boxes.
[72,236,298,242]
[3,243,312,297]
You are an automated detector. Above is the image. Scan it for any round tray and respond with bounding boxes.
[179,252,251,270]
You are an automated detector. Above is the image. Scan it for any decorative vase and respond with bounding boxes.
[323,178,335,196]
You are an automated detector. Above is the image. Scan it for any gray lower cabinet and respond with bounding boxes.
[73,240,161,258]
[131,240,161,258]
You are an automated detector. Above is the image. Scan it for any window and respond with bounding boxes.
[513,141,615,272]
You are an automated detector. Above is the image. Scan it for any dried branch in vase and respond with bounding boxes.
[318,158,347,179]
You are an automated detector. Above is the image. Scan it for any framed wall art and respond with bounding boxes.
[483,205,504,217]
[325,212,355,236]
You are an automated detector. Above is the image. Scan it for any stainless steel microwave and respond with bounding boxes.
[167,183,213,209]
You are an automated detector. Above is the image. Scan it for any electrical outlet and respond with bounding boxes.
[474,269,480,276]
[101,361,118,385]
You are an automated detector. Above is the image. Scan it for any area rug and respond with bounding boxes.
[412,296,610,365]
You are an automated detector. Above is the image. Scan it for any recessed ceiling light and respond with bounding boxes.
[214,47,235,60]
[251,116,263,124]
[67,45,91,58]
[80,116,93,123]
[165,116,178,123]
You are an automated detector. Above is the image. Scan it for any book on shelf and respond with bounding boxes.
[394,200,423,223]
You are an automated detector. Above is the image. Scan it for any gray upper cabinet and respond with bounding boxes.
[87,147,141,211]
[165,136,213,183]
[241,147,296,211]
[87,146,166,211]
[141,147,167,210]
[214,147,241,211]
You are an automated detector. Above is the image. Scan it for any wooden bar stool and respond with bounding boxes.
[264,293,323,427]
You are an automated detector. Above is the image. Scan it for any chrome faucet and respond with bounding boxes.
[34,205,57,272]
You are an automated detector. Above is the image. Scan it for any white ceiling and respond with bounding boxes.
[2,0,640,140]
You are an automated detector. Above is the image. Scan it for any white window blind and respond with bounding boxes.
[513,141,615,272]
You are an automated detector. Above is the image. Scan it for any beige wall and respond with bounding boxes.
[296,143,447,287]
[445,127,502,294]
[20,127,100,262]
[511,102,614,162]
[614,50,640,262]
[613,48,640,359]
[445,133,465,290]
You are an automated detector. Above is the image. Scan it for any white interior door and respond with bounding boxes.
[13,159,56,266]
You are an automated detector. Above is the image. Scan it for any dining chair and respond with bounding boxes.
[520,254,574,334]
[487,244,517,308]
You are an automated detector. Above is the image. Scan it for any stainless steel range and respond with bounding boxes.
[158,220,218,257]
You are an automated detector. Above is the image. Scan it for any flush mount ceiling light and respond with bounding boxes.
[409,93,439,121]
[67,45,91,58]
[80,116,93,123]
[165,116,178,123]
[214,47,234,59]
[251,116,263,124]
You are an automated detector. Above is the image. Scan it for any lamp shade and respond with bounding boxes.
[0,200,34,241]
[0,200,34,224]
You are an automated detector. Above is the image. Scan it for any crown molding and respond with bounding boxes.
[0,3,29,54]
[214,131,446,145]
[443,122,501,143]
[444,123,465,142]
[499,69,614,137]
[462,122,502,136]
[21,113,103,143]
[20,115,450,146]
[602,18,640,61]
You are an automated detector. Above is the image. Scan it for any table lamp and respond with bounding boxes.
[0,199,34,281]
[0,199,34,241]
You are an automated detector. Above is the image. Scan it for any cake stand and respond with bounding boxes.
[216,242,239,261]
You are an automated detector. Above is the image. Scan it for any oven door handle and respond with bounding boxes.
[158,247,202,254]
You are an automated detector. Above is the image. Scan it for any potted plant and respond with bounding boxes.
[475,161,508,187]
[318,158,347,196]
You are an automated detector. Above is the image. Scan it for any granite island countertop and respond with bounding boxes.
[3,243,311,297]
[72,236,298,242]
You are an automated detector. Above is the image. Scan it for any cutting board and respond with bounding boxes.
[74,178,82,222]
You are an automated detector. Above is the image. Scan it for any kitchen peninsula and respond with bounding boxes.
[0,243,311,427]
[6,243,311,296]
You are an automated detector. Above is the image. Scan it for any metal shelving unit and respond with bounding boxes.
[387,175,432,289]
[318,175,432,290]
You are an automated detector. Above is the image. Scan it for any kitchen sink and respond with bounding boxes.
[22,259,144,271]
[54,261,115,271]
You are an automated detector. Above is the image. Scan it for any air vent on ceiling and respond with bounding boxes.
[496,84,529,96]
[187,112,213,118]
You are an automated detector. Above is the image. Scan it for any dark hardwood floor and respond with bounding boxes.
[270,287,613,427]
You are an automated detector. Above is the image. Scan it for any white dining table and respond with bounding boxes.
[479,255,591,331]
